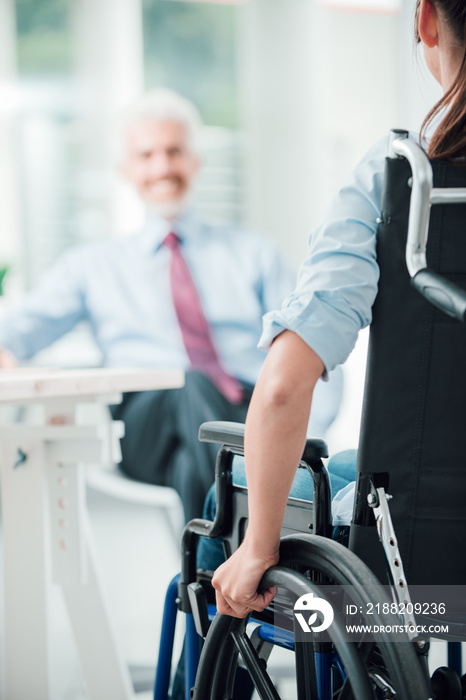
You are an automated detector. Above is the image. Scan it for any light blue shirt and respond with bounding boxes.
[0,210,295,387]
[260,134,391,372]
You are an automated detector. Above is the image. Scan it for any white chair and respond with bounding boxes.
[86,462,184,547]
[85,463,184,693]
[83,404,184,694]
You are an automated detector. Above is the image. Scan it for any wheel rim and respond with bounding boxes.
[193,567,375,700]
[192,536,432,700]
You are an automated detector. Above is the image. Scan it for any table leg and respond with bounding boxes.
[1,423,134,700]
[0,439,52,700]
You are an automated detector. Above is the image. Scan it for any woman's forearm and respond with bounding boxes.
[243,330,325,556]
[212,330,325,617]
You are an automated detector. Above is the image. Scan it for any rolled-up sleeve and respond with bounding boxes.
[259,136,387,373]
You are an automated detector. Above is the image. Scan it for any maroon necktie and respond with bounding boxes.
[163,232,243,405]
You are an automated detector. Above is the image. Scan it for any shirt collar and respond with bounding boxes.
[136,207,204,254]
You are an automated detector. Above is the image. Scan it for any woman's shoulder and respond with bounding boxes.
[354,130,422,170]
[338,130,421,215]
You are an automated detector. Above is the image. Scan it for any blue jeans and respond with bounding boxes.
[197,449,358,570]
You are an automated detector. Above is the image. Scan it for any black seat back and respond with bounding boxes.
[349,154,466,585]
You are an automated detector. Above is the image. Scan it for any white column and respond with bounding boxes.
[74,0,144,118]
[0,0,21,294]
[237,0,322,267]
[73,0,145,236]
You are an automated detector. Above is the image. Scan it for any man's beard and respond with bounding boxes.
[147,191,193,220]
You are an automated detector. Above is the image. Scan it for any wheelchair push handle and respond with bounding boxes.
[412,268,466,323]
[389,131,466,324]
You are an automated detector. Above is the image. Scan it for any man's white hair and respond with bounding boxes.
[120,89,203,156]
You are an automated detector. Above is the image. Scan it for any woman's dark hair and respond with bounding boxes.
[416,0,466,160]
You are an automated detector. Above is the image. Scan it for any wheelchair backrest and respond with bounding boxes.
[349,135,466,585]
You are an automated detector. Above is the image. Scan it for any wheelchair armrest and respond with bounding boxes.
[198,421,330,538]
[198,420,328,461]
[198,421,246,452]
[179,421,331,613]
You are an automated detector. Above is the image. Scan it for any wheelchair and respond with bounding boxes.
[154,129,466,700]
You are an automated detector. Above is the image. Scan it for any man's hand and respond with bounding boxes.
[211,538,279,618]
[0,348,18,368]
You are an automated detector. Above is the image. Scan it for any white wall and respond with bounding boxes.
[237,0,441,269]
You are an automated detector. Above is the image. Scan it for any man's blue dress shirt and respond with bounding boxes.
[0,210,295,387]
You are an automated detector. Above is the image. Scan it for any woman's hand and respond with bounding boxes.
[211,538,279,618]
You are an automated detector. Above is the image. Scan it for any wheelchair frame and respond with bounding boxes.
[154,133,466,700]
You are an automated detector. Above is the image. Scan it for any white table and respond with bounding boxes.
[0,367,184,700]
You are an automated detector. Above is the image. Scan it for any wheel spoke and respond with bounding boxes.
[294,622,319,700]
[231,628,281,700]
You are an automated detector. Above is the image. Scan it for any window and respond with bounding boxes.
[12,0,80,288]
[143,1,244,225]
[143,0,239,128]
[4,0,244,295]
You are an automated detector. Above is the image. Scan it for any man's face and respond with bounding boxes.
[121,119,200,219]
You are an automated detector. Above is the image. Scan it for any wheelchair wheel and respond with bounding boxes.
[192,535,432,700]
